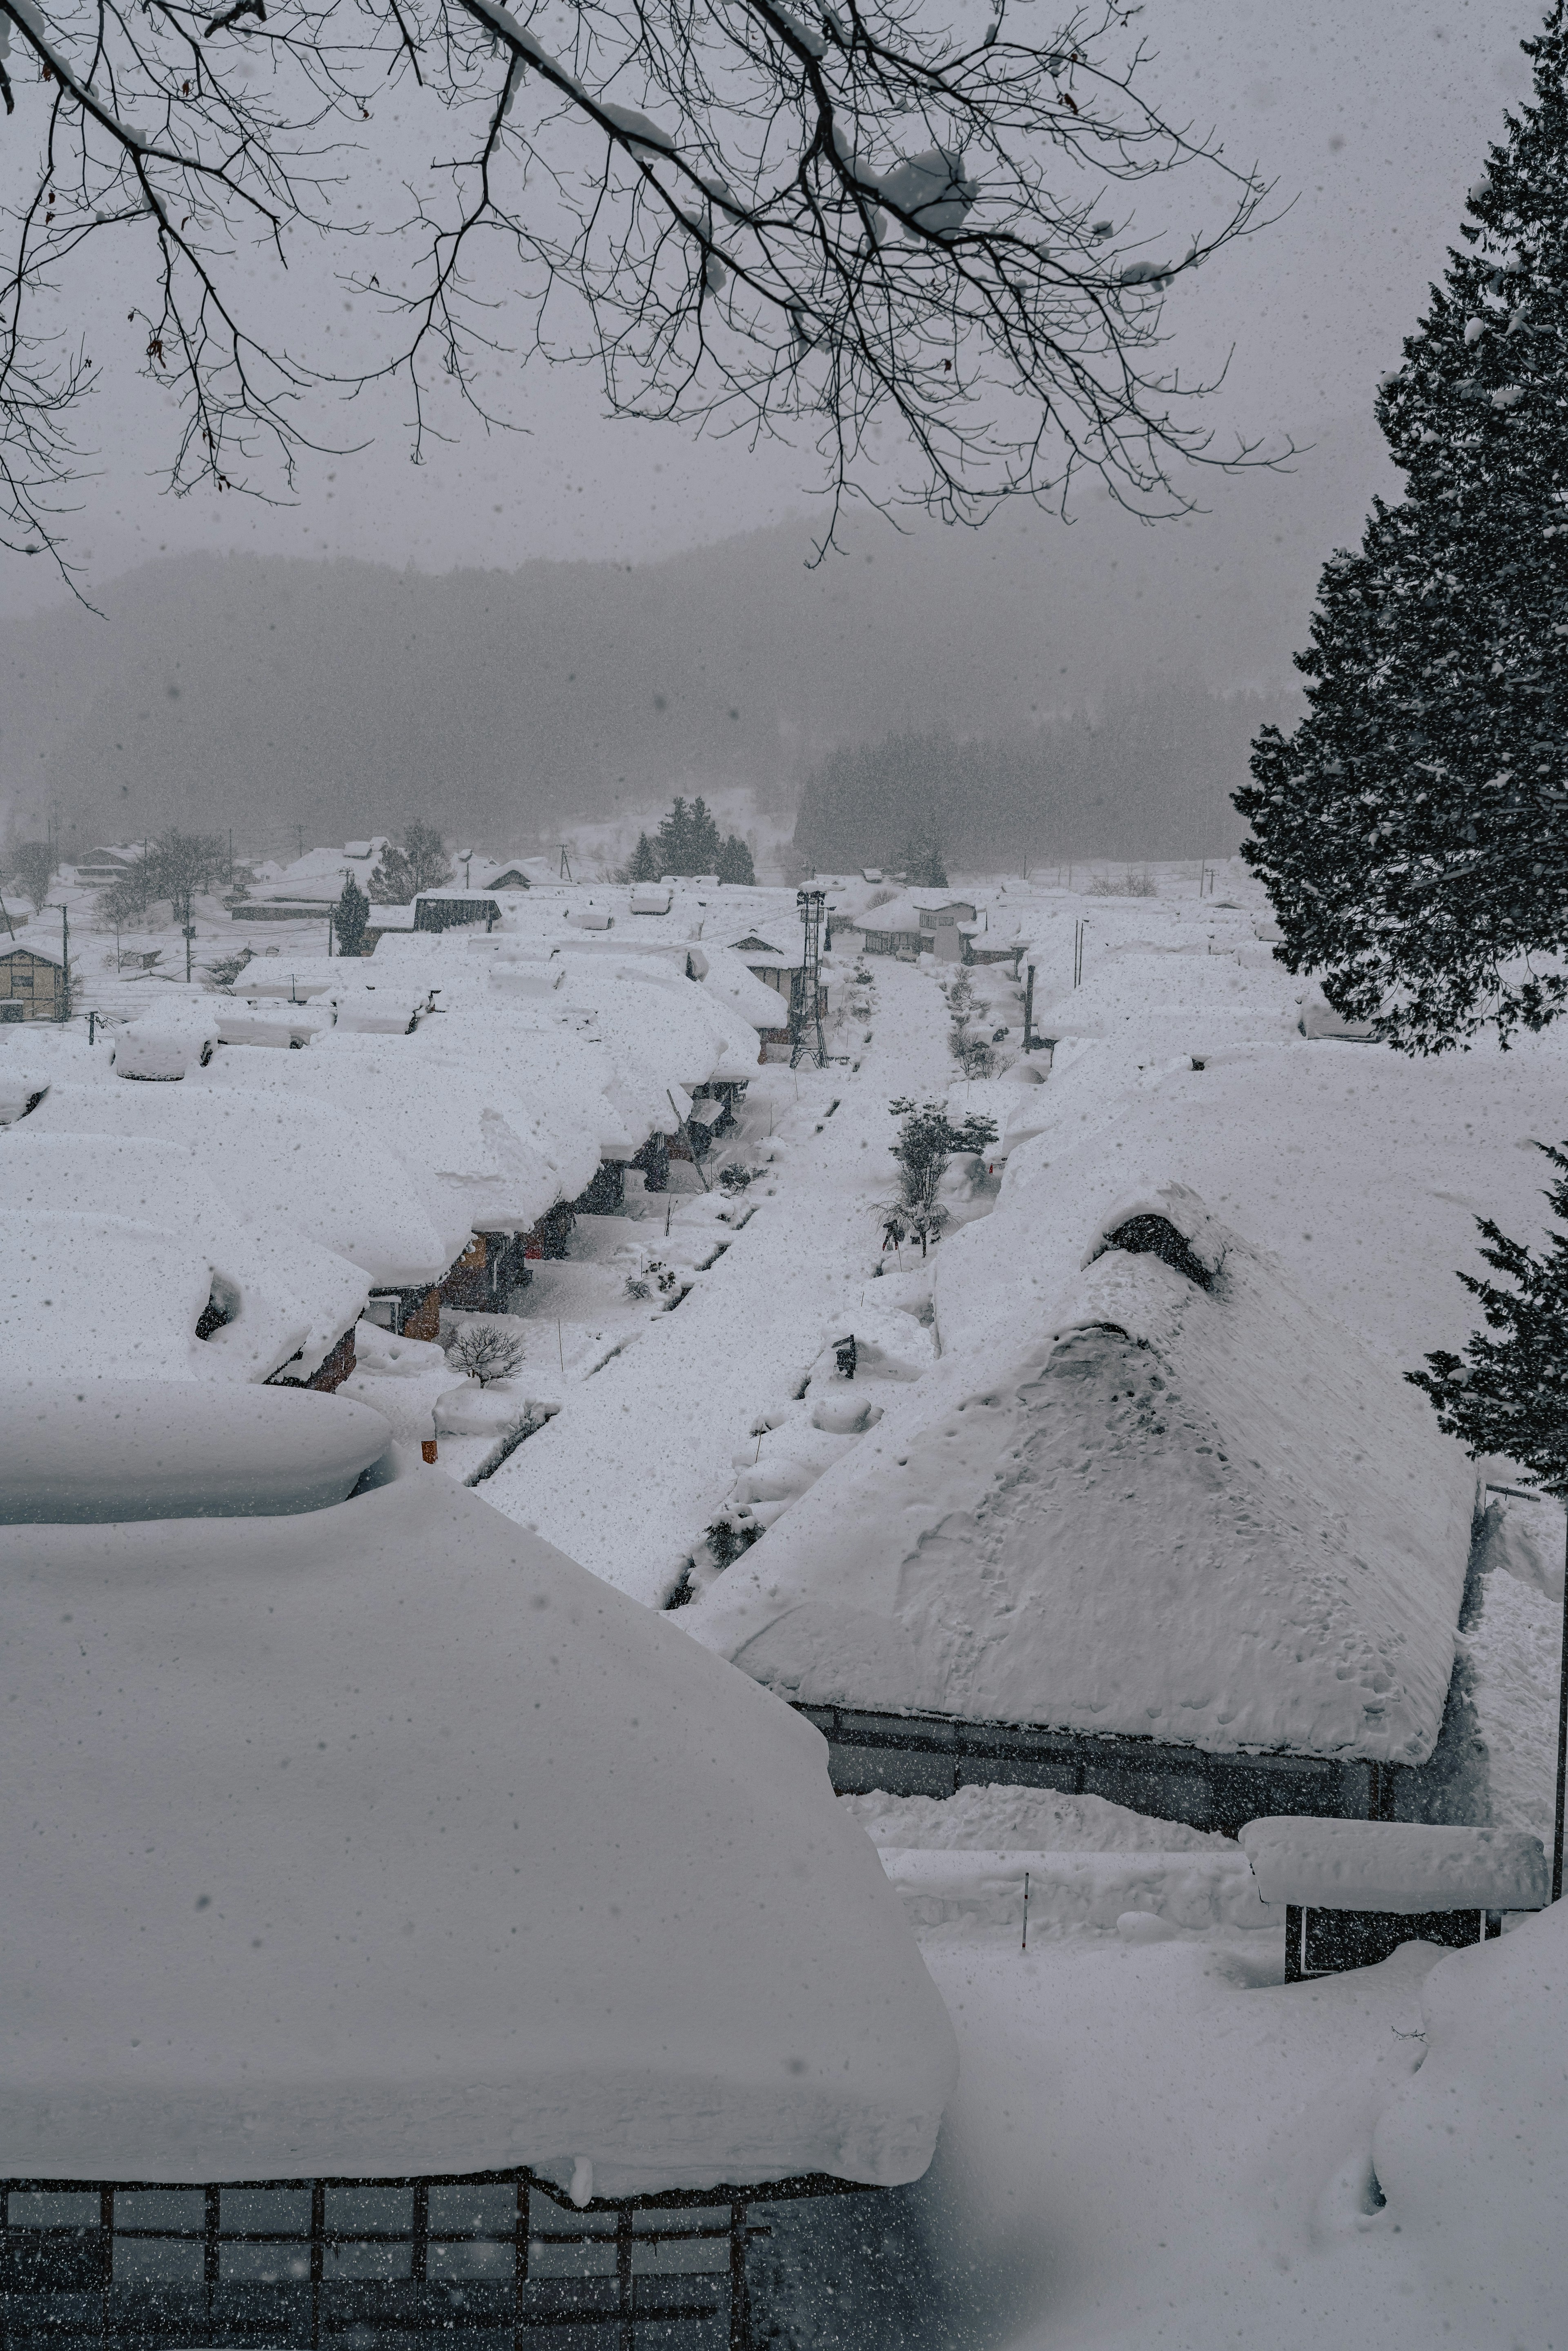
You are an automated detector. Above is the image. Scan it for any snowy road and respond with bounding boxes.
[483,956,963,1604]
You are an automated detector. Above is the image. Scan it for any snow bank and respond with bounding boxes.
[1365,1899,1566,2343]
[1238,1818,1547,1913]
[685,1186,1476,1761]
[112,1004,220,1080]
[842,1781,1230,1854]
[0,1379,391,1521]
[879,1847,1277,1935]
[0,1477,956,2190]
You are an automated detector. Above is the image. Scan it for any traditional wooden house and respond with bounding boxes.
[0,1475,956,2351]
[853,899,926,960]
[687,1185,1479,1836]
[0,940,67,1021]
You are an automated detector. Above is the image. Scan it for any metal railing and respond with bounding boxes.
[0,2166,873,2351]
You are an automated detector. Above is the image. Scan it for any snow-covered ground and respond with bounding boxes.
[5,852,1563,2345]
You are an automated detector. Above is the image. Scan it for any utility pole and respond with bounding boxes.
[558,845,574,883]
[45,903,70,1021]
[790,889,828,1069]
[1022,962,1037,1052]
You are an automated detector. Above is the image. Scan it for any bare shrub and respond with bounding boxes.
[447,1323,526,1386]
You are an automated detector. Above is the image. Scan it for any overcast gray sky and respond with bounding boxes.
[0,0,1537,617]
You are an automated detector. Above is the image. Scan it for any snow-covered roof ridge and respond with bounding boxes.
[1080,1180,1228,1281]
[683,1187,1477,1763]
[0,1477,957,2190]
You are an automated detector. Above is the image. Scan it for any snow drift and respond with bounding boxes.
[0,1477,956,2191]
[684,1184,1477,1762]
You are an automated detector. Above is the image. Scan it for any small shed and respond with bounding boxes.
[1241,1818,1548,1979]
[0,942,67,1022]
[630,883,674,915]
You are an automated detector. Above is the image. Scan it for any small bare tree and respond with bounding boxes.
[447,1321,527,1384]
[0,0,1281,584]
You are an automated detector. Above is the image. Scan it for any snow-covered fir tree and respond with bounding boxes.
[716,835,756,886]
[1409,1140,1568,1489]
[1238,5,1568,1050]
[334,874,370,958]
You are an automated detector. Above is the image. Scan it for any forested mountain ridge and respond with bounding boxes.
[793,686,1286,872]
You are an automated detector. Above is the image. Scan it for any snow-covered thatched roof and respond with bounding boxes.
[0,1130,368,1382]
[24,1080,465,1286]
[684,1184,1477,1765]
[0,1476,956,2192]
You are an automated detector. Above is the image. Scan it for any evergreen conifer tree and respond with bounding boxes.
[1237,6,1568,1050]
[716,834,756,886]
[625,833,659,882]
[1410,1141,1568,1485]
[654,798,692,876]
[653,796,724,876]
[901,831,949,891]
[334,874,370,957]
[686,797,723,873]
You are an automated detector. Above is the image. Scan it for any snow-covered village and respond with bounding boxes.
[0,1,1565,2347]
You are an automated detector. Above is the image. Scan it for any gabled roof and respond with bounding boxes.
[686,1184,1475,1765]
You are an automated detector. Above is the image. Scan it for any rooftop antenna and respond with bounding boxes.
[790,889,827,1069]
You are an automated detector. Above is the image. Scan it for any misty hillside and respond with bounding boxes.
[0,414,1387,858]
[793,688,1285,871]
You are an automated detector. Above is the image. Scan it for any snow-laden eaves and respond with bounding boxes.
[0,1477,957,2191]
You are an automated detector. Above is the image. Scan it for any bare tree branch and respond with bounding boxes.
[0,0,1287,583]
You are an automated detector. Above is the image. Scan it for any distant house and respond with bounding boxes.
[412,889,501,934]
[73,845,143,886]
[486,865,532,890]
[361,903,418,949]
[728,933,823,1057]
[0,942,67,1022]
[854,898,925,960]
[730,933,797,996]
[916,898,978,964]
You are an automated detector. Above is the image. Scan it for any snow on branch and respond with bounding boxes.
[0,0,1283,579]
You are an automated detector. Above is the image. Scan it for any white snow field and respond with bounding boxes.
[0,1473,956,2193]
[3,860,1564,2346]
